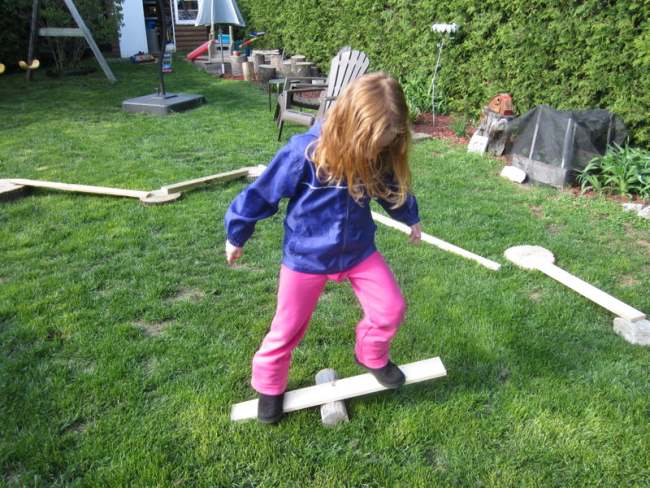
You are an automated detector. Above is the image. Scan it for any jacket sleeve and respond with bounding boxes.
[376,192,420,226]
[224,145,304,247]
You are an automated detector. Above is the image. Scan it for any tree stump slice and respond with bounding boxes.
[242,61,254,81]
[252,53,265,76]
[270,53,283,71]
[279,60,293,76]
[230,55,245,76]
[290,55,306,68]
[315,369,349,427]
[294,62,313,77]
[257,64,276,85]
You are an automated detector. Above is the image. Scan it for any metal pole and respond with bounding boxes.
[26,0,40,81]
[157,0,167,96]
[431,37,445,129]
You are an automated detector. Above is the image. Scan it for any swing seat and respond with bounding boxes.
[19,59,40,70]
[0,63,5,74]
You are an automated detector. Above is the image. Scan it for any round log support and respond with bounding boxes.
[315,369,349,427]
[257,64,277,86]
[242,61,254,81]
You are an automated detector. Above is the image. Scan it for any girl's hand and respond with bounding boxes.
[409,223,422,244]
[225,240,243,265]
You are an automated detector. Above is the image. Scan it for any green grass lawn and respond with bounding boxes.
[1,57,649,487]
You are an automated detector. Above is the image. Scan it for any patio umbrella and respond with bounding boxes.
[194,0,246,71]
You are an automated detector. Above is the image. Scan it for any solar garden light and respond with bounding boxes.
[430,23,459,128]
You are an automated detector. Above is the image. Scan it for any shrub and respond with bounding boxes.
[238,0,650,147]
[0,0,122,72]
[578,145,650,200]
[450,115,467,137]
[40,0,123,73]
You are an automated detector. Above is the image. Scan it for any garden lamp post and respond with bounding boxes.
[431,23,459,128]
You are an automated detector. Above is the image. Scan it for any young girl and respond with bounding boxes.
[224,72,422,423]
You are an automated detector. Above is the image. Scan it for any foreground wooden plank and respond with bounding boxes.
[231,357,447,422]
[371,211,501,271]
[505,245,646,322]
[0,180,28,201]
[161,168,252,194]
[540,261,646,322]
[8,178,148,199]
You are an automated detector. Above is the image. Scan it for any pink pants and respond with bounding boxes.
[251,251,406,395]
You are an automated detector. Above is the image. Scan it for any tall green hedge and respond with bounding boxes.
[239,0,650,146]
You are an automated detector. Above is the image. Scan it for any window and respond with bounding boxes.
[173,0,198,25]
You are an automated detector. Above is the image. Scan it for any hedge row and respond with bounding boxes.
[238,0,650,146]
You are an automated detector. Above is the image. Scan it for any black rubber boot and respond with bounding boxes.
[355,357,405,389]
[257,393,285,424]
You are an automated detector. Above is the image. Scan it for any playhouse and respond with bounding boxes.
[118,0,209,57]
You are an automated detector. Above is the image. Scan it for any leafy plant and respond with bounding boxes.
[236,0,650,147]
[40,0,123,73]
[578,145,650,200]
[450,115,467,137]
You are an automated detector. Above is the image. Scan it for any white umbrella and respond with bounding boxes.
[194,0,246,69]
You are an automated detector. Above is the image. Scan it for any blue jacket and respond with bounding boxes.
[224,122,420,274]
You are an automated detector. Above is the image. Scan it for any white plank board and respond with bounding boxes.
[8,178,147,199]
[540,263,646,322]
[231,357,447,421]
[371,211,501,271]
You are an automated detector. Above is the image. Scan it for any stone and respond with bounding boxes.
[411,131,432,143]
[613,318,650,346]
[500,165,527,183]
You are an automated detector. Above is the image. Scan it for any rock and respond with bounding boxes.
[411,131,432,143]
[613,318,650,346]
[500,165,527,183]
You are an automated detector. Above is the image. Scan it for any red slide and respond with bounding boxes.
[186,41,211,61]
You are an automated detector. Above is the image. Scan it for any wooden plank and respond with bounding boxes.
[161,168,251,194]
[540,263,646,322]
[371,211,501,271]
[39,27,83,37]
[231,357,447,421]
[0,181,28,201]
[8,178,147,199]
[62,0,116,83]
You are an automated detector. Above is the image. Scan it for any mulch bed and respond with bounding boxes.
[412,113,473,146]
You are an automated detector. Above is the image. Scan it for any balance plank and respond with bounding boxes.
[0,180,27,201]
[7,178,147,199]
[540,263,646,322]
[161,168,252,194]
[371,211,501,271]
[230,357,447,422]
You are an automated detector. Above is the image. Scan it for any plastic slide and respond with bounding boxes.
[186,41,210,61]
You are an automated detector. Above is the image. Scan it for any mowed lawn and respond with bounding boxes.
[1,58,649,487]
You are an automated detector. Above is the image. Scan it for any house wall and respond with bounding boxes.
[174,24,208,52]
[118,0,149,57]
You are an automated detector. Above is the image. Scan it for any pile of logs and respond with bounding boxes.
[234,50,320,85]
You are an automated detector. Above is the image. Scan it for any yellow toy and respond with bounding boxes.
[19,59,40,70]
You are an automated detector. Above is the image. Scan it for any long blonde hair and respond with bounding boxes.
[311,72,412,207]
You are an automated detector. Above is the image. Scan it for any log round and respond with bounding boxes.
[230,55,245,77]
[294,62,313,77]
[257,64,277,85]
[242,61,253,81]
[252,52,265,76]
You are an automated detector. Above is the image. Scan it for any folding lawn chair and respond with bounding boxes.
[274,47,370,140]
